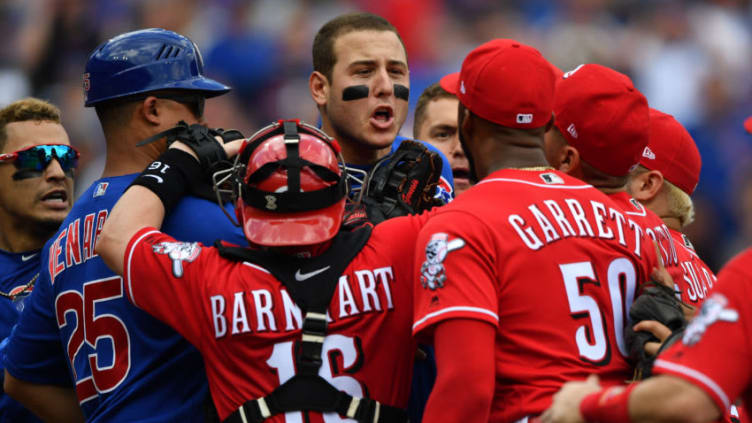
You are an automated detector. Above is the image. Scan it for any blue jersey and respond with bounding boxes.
[346,136,455,204]
[3,174,246,422]
[0,249,42,422]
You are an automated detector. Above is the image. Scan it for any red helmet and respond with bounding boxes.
[235,120,346,246]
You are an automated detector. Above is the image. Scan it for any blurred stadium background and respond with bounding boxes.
[2,0,750,270]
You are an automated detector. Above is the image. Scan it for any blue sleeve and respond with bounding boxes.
[393,135,455,204]
[3,244,73,387]
[163,196,246,245]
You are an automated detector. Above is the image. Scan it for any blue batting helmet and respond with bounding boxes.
[83,28,230,107]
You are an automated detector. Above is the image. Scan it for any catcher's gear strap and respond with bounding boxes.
[217,228,407,423]
[239,121,347,213]
[129,148,203,214]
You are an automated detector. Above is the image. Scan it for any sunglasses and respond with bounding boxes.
[0,144,80,172]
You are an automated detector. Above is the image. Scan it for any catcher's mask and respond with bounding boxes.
[225,120,347,246]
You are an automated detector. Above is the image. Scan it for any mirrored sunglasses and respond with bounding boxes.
[0,144,80,172]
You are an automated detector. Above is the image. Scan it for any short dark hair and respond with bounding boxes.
[312,12,406,83]
[0,98,62,151]
[413,82,456,138]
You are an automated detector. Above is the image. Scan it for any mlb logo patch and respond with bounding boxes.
[460,80,466,95]
[516,114,533,124]
[540,172,564,184]
[93,182,109,198]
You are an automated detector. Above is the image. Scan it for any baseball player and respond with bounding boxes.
[308,12,454,206]
[95,120,436,422]
[628,109,716,315]
[541,246,752,423]
[0,98,76,422]
[308,13,451,421]
[412,39,662,423]
[544,64,677,272]
[413,73,472,195]
[3,29,246,422]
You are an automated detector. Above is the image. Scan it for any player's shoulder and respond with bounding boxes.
[718,248,752,282]
[164,196,245,245]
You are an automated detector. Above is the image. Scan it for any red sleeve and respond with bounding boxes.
[122,227,212,347]
[412,211,499,336]
[423,319,495,423]
[653,252,752,413]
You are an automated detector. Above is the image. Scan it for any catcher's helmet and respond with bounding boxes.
[83,28,230,107]
[235,120,346,246]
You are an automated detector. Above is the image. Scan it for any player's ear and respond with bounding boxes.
[644,170,664,200]
[629,169,662,201]
[139,96,161,126]
[309,71,329,107]
[558,145,579,174]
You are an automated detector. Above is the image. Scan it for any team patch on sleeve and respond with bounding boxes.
[152,241,201,278]
[682,293,739,346]
[420,232,465,290]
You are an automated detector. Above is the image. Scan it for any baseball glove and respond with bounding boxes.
[138,121,244,202]
[625,281,687,379]
[343,140,444,229]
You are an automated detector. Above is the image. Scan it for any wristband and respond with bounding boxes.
[130,148,203,214]
[580,383,637,423]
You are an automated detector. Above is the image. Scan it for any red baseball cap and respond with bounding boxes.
[451,39,555,129]
[439,72,459,95]
[640,109,701,195]
[745,116,752,134]
[553,64,649,177]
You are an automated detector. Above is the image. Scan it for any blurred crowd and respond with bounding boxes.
[1,0,751,270]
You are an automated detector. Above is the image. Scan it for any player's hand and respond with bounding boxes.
[633,319,671,356]
[650,240,674,288]
[170,136,244,161]
[541,375,601,423]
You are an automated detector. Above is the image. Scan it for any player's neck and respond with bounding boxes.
[338,140,390,166]
[101,131,166,178]
[0,218,49,253]
[483,145,550,177]
[251,240,333,258]
[660,216,682,231]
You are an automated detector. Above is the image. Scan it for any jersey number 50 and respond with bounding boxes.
[560,258,637,365]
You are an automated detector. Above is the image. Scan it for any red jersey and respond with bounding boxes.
[123,214,429,421]
[412,169,659,422]
[608,191,678,270]
[668,228,716,308]
[653,248,752,420]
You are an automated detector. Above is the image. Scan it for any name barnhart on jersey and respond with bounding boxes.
[209,266,396,339]
[508,198,645,256]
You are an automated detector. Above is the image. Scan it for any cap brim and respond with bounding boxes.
[241,199,345,246]
[439,72,460,95]
[162,76,231,98]
[745,116,752,134]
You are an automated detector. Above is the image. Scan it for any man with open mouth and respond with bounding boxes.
[0,97,75,422]
[308,12,454,206]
